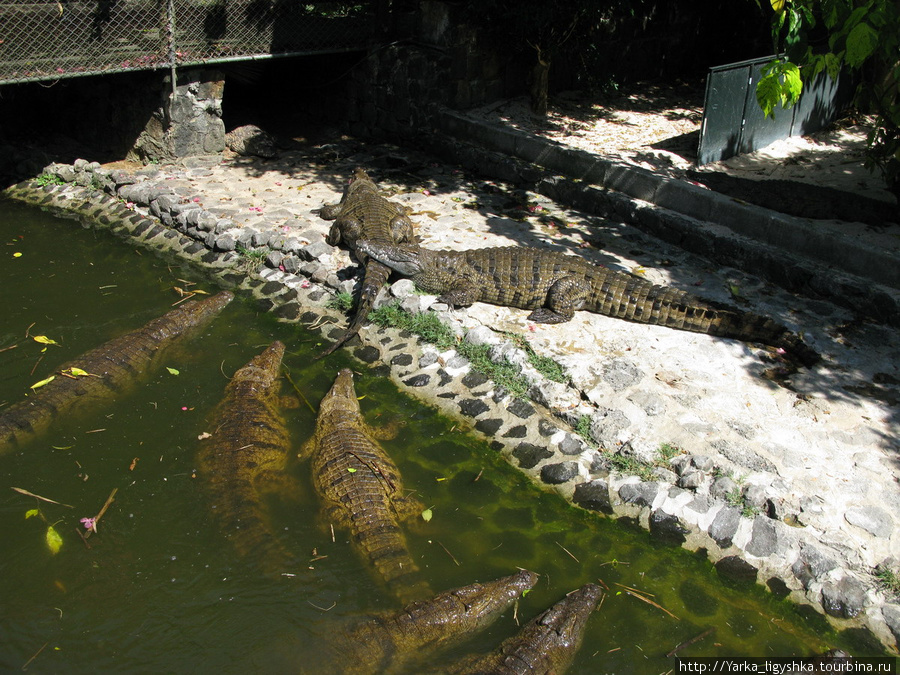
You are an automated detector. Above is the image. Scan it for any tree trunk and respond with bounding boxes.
[530,45,550,117]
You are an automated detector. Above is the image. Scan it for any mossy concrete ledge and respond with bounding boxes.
[4,159,900,654]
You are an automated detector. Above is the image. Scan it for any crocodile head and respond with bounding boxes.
[432,569,540,631]
[319,368,363,417]
[355,240,425,276]
[229,341,285,389]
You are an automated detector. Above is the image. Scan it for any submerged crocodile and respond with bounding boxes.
[443,582,603,675]
[356,241,821,367]
[301,368,432,604]
[0,290,233,455]
[316,168,416,357]
[196,341,298,576]
[312,570,539,675]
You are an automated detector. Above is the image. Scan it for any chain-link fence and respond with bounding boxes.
[0,0,381,85]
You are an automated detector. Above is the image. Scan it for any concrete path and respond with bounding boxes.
[6,130,900,652]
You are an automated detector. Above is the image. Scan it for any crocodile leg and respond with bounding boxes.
[527,276,591,323]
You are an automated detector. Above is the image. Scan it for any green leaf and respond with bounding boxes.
[32,335,58,345]
[30,375,56,390]
[845,22,878,67]
[166,367,180,376]
[346,467,357,473]
[421,508,433,522]
[770,0,785,13]
[782,62,803,100]
[45,525,63,554]
[25,508,39,519]
[756,71,784,119]
[825,52,842,80]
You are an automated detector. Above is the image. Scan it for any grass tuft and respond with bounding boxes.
[368,303,568,398]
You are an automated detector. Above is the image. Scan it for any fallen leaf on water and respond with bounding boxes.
[45,526,63,554]
[25,509,39,519]
[32,335,59,346]
[30,375,56,390]
[166,367,180,376]
[347,467,357,473]
[421,508,433,522]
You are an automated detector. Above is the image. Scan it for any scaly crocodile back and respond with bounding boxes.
[305,369,432,603]
[443,583,602,675]
[318,169,415,357]
[0,291,233,454]
[452,247,819,366]
[196,341,298,577]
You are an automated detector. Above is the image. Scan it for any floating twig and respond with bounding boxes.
[624,590,679,620]
[11,487,74,508]
[0,344,18,353]
[84,487,118,540]
[437,540,460,566]
[283,368,316,414]
[555,541,580,563]
[29,354,44,376]
[614,582,655,597]
[666,627,715,658]
[21,641,48,670]
[473,467,484,482]
[307,600,336,612]
[348,450,396,492]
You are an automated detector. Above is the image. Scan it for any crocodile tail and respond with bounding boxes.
[596,275,820,367]
[356,521,432,604]
[317,259,392,358]
[696,305,821,367]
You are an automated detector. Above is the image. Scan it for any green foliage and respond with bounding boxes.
[574,415,593,443]
[756,61,802,118]
[368,303,567,398]
[757,0,900,196]
[657,442,681,463]
[726,488,761,518]
[327,291,354,313]
[368,303,456,350]
[501,332,568,384]
[34,173,66,187]
[875,567,900,597]
[234,245,268,273]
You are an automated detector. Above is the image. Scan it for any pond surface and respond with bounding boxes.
[0,200,864,672]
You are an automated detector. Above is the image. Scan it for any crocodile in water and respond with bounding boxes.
[316,168,416,356]
[442,582,603,675]
[300,367,432,604]
[0,290,234,455]
[312,570,539,675]
[196,341,299,576]
[356,241,821,367]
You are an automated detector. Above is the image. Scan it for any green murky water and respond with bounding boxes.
[0,201,873,673]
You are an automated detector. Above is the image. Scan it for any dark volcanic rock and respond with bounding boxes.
[573,479,613,514]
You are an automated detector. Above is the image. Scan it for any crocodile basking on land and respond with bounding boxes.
[356,241,821,367]
[0,290,233,455]
[316,168,416,357]
[442,582,603,675]
[196,341,299,576]
[311,570,539,675]
[300,368,432,604]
